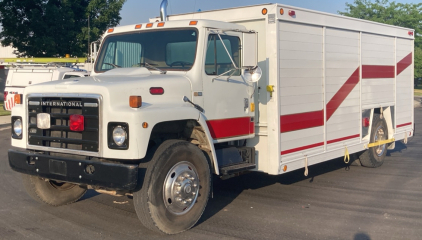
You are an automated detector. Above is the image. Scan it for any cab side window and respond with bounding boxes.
[205,34,240,75]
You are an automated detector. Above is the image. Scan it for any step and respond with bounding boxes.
[219,163,256,175]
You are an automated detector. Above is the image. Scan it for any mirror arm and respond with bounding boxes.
[216,32,238,69]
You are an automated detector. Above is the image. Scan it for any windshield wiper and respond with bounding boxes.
[144,62,166,74]
[104,63,121,68]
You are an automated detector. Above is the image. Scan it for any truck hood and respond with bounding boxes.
[23,68,193,109]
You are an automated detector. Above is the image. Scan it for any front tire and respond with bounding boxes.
[359,114,389,168]
[22,174,87,206]
[133,140,211,234]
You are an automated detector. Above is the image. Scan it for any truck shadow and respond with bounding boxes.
[198,156,356,225]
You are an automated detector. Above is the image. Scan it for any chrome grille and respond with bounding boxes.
[27,97,99,152]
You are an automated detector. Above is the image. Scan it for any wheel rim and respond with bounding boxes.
[163,161,200,215]
[374,125,387,157]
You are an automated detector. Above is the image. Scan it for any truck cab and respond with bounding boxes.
[9,18,260,234]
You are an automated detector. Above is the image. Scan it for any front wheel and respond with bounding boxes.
[22,174,86,206]
[133,140,211,234]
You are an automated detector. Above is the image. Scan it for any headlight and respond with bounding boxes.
[108,122,129,149]
[12,117,23,139]
[112,126,127,146]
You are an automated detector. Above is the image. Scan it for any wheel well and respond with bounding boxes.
[147,120,214,170]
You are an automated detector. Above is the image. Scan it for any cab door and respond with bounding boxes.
[202,30,254,141]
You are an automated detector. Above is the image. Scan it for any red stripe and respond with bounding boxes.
[397,122,412,128]
[249,121,255,134]
[327,134,360,145]
[326,67,360,120]
[280,110,324,133]
[362,65,395,79]
[397,52,412,75]
[207,117,251,139]
[281,142,324,155]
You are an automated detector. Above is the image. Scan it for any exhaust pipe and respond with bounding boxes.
[160,0,168,21]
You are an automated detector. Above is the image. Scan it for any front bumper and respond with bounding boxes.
[8,149,138,191]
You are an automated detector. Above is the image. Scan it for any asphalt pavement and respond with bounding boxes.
[0,109,421,240]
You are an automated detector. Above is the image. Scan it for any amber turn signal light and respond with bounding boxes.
[14,94,22,104]
[129,96,142,108]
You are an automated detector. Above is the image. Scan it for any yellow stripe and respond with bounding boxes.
[367,138,395,148]
[0,57,87,63]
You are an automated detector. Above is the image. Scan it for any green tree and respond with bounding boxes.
[0,0,125,57]
[339,0,422,78]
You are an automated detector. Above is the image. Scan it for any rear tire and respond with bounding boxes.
[359,114,389,168]
[22,174,87,206]
[133,140,211,234]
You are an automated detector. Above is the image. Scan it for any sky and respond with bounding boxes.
[119,0,420,26]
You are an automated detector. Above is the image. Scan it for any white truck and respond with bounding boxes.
[8,1,414,234]
[3,64,88,111]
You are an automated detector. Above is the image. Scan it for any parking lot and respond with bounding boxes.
[0,107,421,240]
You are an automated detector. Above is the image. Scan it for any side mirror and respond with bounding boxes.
[242,32,258,68]
[244,66,262,83]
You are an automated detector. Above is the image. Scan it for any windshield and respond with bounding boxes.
[95,28,198,73]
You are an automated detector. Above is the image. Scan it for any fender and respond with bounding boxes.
[197,112,219,175]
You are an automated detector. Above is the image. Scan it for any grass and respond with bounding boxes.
[415,85,422,97]
[0,101,11,116]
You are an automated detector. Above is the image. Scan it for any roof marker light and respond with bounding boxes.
[262,8,268,15]
[157,22,165,27]
[107,28,114,33]
[189,21,198,25]
[280,8,284,15]
[135,24,142,29]
[146,23,153,28]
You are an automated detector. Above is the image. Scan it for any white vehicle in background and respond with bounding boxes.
[8,0,414,235]
[3,64,89,110]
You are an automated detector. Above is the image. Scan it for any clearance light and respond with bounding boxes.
[362,117,370,127]
[280,8,284,15]
[142,122,149,128]
[150,87,164,95]
[107,28,114,33]
[262,8,268,15]
[129,96,142,108]
[289,10,296,16]
[157,22,165,27]
[135,24,142,29]
[190,21,198,25]
[69,114,84,132]
[283,165,287,172]
[4,91,8,101]
[14,94,22,104]
[146,23,153,28]
[409,31,414,36]
[250,103,255,112]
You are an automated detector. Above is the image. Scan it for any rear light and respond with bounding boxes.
[289,10,296,16]
[4,91,7,101]
[69,114,84,131]
[129,96,142,108]
[362,117,370,127]
[150,87,164,95]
